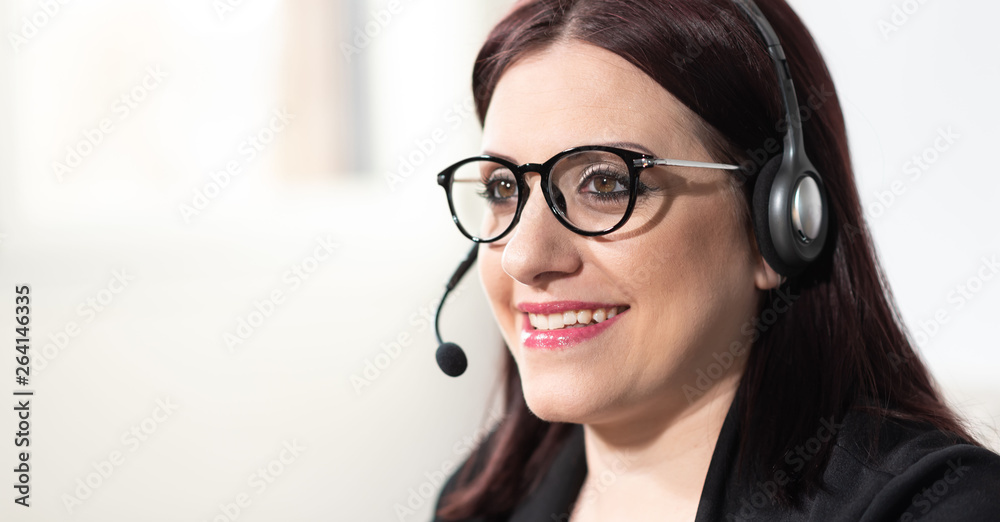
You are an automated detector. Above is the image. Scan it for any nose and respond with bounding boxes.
[500,175,582,287]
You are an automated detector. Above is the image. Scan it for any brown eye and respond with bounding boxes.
[481,177,517,202]
[592,175,617,193]
[495,180,517,199]
[477,164,517,203]
[581,169,628,197]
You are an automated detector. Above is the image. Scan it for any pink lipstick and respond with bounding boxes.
[518,302,628,350]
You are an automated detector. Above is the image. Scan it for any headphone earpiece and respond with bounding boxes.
[751,156,791,275]
[737,0,830,277]
[750,153,829,277]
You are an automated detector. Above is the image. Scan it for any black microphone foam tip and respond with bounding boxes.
[436,343,467,377]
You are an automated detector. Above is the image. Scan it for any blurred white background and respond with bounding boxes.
[0,0,997,520]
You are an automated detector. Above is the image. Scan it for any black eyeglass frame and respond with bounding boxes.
[436,145,741,243]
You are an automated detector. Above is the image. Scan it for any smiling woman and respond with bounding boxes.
[475,42,763,429]
[430,0,1000,521]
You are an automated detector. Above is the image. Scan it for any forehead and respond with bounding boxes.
[481,40,703,161]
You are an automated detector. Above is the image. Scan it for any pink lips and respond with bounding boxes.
[518,301,616,314]
[518,302,628,350]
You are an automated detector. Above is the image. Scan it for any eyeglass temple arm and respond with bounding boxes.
[634,158,742,171]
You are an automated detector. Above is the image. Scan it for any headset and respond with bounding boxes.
[434,0,829,377]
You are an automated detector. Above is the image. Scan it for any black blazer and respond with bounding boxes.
[432,392,1000,521]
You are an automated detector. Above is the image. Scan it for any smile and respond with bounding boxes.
[518,302,630,350]
[527,306,628,331]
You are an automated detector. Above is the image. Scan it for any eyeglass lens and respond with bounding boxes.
[449,150,634,241]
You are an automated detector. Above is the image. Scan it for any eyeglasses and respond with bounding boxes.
[437,145,741,242]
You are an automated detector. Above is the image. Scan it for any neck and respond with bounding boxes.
[574,372,740,520]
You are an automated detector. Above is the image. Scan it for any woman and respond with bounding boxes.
[431,0,1000,520]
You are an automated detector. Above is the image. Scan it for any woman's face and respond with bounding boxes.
[478,41,779,425]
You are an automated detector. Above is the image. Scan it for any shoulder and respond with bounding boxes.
[818,407,1000,521]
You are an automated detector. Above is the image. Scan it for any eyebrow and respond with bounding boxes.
[600,141,658,156]
[481,141,660,164]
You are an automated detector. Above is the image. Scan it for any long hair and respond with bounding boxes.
[436,0,979,518]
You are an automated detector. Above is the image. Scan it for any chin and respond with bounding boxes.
[518,366,614,423]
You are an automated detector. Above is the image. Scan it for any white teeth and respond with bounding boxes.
[548,313,564,329]
[527,306,626,331]
[536,314,547,329]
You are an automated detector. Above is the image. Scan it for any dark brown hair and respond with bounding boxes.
[437,0,978,518]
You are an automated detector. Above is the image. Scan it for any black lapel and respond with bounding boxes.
[507,424,588,521]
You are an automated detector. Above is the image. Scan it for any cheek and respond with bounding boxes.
[656,193,751,287]
[477,246,516,340]
[602,192,755,355]
[607,215,742,297]
[599,182,751,294]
